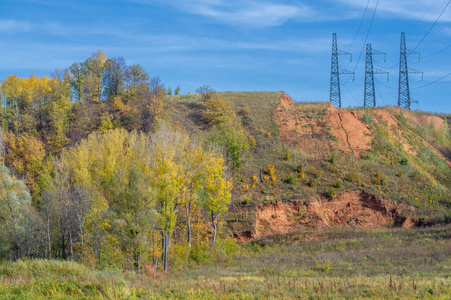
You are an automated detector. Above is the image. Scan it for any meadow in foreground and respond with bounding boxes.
[0,225,450,299]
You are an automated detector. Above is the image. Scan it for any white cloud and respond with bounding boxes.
[341,0,451,22]
[129,0,328,27]
[0,20,32,32]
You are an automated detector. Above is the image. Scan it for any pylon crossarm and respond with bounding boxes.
[408,68,424,81]
[373,68,389,81]
[407,50,421,62]
[340,69,355,81]
[372,49,386,62]
[338,51,352,62]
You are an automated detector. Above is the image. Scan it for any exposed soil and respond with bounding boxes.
[275,94,334,156]
[276,95,372,156]
[253,190,416,238]
[275,95,450,167]
[326,107,372,154]
[419,115,445,132]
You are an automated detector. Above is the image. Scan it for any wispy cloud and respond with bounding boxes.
[128,0,334,27]
[0,20,32,32]
[341,0,451,22]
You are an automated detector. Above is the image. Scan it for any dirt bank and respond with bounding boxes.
[254,190,416,238]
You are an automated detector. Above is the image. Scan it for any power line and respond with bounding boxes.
[352,0,380,74]
[338,0,351,32]
[347,0,371,52]
[411,72,451,89]
[405,0,439,33]
[422,44,451,58]
[411,0,451,51]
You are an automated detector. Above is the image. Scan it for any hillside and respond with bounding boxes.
[166,91,451,239]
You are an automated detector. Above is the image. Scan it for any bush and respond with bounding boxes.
[285,150,290,161]
[400,158,408,166]
[346,171,360,182]
[215,239,239,256]
[326,188,337,197]
[363,113,373,125]
[333,179,342,188]
[189,243,211,265]
[249,135,257,147]
[307,178,316,187]
[266,165,275,175]
[295,164,304,173]
[286,174,295,184]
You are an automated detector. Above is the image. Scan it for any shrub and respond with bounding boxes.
[299,171,305,179]
[400,158,408,166]
[270,175,276,182]
[326,188,337,197]
[346,171,360,182]
[266,165,275,175]
[307,178,316,187]
[215,238,239,256]
[285,150,290,161]
[286,174,295,184]
[397,171,403,178]
[363,113,373,125]
[252,175,258,184]
[295,164,304,173]
[333,179,342,188]
[249,136,257,147]
[329,153,336,164]
[189,243,211,264]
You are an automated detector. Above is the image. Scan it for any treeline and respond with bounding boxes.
[0,52,251,272]
[0,50,172,202]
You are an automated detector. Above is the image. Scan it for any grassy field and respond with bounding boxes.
[1,225,450,299]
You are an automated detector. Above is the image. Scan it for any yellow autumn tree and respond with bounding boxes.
[199,149,232,250]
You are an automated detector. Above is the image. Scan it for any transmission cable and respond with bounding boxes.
[422,44,451,58]
[411,72,451,89]
[411,0,451,51]
[338,0,351,32]
[347,0,371,52]
[352,0,380,74]
[405,0,439,33]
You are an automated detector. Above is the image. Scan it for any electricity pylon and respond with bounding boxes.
[398,32,422,110]
[364,44,388,107]
[330,33,354,108]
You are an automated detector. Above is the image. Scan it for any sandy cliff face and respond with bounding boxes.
[253,190,417,238]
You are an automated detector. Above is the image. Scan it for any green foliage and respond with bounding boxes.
[326,188,337,197]
[189,243,211,264]
[285,174,295,184]
[362,113,373,125]
[400,158,408,166]
[284,149,290,161]
[333,179,342,188]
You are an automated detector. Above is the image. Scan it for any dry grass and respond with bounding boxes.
[1,226,450,299]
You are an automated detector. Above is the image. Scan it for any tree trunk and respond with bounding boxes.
[186,202,192,247]
[47,215,51,259]
[163,232,169,272]
[211,220,217,251]
[133,248,140,273]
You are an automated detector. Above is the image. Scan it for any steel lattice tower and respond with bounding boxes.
[364,44,388,107]
[398,33,411,109]
[398,33,422,110]
[330,33,354,108]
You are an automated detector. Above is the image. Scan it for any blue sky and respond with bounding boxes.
[1,0,450,113]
